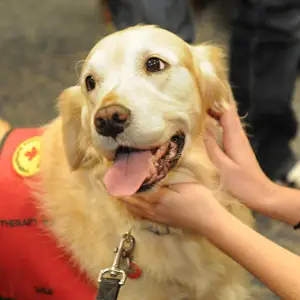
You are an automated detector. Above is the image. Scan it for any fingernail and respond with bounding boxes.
[207,108,221,121]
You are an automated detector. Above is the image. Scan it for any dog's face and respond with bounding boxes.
[59,26,234,197]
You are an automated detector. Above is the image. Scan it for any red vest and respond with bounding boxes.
[0,128,97,300]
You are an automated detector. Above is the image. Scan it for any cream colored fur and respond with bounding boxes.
[1,26,254,299]
[0,119,10,140]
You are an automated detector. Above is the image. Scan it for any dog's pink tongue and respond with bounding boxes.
[103,151,152,197]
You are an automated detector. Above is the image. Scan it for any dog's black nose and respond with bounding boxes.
[94,105,131,139]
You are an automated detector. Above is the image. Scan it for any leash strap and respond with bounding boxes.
[96,232,135,300]
[96,278,121,300]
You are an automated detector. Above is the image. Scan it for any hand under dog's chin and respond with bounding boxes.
[163,168,198,186]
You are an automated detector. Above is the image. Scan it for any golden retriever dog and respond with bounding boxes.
[0,25,254,300]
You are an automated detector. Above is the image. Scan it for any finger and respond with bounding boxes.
[207,108,221,121]
[204,129,234,170]
[125,204,146,218]
[121,196,141,206]
[138,188,170,204]
[168,182,199,194]
[121,196,154,211]
[220,106,247,146]
[125,203,158,221]
[218,107,256,165]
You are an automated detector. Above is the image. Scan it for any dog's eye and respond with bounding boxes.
[85,75,96,91]
[146,57,166,73]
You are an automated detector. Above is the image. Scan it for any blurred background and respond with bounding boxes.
[1,0,300,298]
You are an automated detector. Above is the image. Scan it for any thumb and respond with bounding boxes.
[204,129,234,171]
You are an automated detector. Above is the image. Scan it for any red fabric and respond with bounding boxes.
[0,129,97,300]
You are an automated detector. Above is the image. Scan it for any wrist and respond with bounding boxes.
[248,178,279,213]
[263,184,300,225]
[192,201,232,237]
[260,181,282,209]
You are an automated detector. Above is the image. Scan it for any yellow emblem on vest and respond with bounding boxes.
[12,136,41,177]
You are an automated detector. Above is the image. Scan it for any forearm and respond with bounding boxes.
[258,184,300,227]
[198,207,300,299]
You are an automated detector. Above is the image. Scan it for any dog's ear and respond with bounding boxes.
[58,86,87,170]
[191,44,236,114]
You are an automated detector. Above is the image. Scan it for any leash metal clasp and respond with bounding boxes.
[98,232,135,286]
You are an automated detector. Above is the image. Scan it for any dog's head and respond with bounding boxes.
[59,25,234,197]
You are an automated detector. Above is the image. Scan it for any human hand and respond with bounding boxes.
[205,106,278,211]
[122,183,226,233]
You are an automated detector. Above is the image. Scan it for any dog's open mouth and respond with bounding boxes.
[103,133,185,197]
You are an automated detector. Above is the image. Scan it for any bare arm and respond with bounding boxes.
[123,184,300,299]
[259,184,300,227]
[201,203,300,300]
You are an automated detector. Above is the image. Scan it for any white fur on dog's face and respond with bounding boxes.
[80,26,203,159]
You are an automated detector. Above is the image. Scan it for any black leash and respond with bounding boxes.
[96,278,122,300]
[96,232,135,300]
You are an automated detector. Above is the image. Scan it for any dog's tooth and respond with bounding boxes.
[155,142,169,160]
